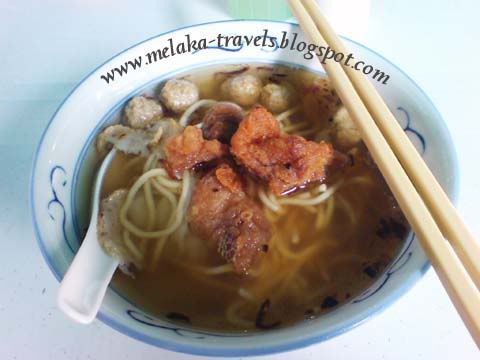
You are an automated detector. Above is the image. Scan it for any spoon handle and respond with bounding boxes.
[57,226,119,324]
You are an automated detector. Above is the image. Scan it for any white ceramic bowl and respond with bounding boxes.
[31,20,459,356]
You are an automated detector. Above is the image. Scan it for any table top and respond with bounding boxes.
[1,0,479,359]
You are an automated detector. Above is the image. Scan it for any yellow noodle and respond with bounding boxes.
[267,189,281,204]
[292,192,311,199]
[263,256,314,301]
[315,197,335,230]
[179,99,217,127]
[317,183,328,193]
[314,128,333,142]
[277,180,343,206]
[143,153,157,172]
[314,203,326,230]
[142,153,159,230]
[238,288,256,302]
[278,272,309,299]
[258,187,281,212]
[252,278,284,300]
[337,194,357,225]
[149,181,190,267]
[225,300,252,328]
[143,181,156,230]
[345,175,373,186]
[291,231,300,244]
[277,270,302,296]
[122,230,143,263]
[276,238,319,261]
[282,211,299,232]
[324,197,335,224]
[176,263,235,276]
[247,259,270,277]
[264,209,281,223]
[320,267,332,282]
[203,263,235,275]
[138,238,148,253]
[295,127,320,137]
[150,179,178,211]
[283,121,310,133]
[276,106,300,122]
[154,174,182,189]
[150,235,169,268]
[120,170,191,238]
[171,260,238,292]
[173,222,189,254]
[304,205,318,214]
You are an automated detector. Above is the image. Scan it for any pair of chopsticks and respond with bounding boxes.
[287,0,480,347]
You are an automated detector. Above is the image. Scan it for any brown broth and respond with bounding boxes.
[101,64,408,332]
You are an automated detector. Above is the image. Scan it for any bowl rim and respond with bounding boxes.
[30,19,460,357]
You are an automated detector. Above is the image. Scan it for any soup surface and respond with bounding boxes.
[96,64,409,332]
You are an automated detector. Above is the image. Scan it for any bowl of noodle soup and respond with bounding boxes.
[31,20,459,356]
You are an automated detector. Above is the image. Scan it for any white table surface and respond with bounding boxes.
[1,0,479,359]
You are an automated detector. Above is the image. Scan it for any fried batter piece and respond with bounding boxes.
[188,164,271,273]
[164,125,228,179]
[231,106,339,195]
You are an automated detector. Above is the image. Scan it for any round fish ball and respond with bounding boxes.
[221,74,262,107]
[124,96,163,129]
[333,106,361,148]
[260,83,295,113]
[160,79,199,113]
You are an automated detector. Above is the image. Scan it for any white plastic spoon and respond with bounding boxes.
[57,149,119,324]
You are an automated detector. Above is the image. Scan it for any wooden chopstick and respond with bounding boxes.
[288,0,480,347]
[300,0,480,293]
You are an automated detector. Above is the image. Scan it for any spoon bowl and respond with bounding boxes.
[57,149,119,324]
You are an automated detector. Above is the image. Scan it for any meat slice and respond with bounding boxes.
[97,189,131,262]
[188,164,271,273]
[202,102,244,143]
[164,125,228,179]
[231,106,340,195]
[96,124,152,157]
[96,118,182,159]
